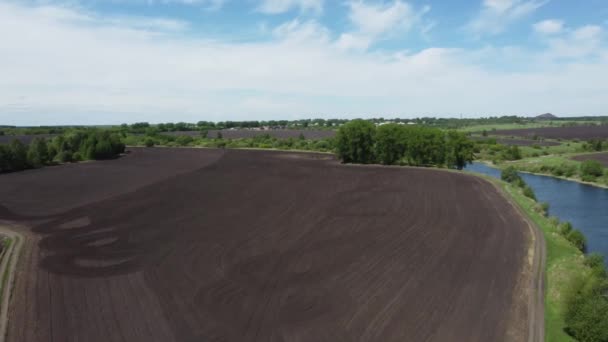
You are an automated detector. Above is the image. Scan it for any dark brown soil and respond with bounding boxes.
[572,152,608,167]
[0,148,530,342]
[494,125,608,140]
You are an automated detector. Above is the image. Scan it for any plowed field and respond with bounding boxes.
[495,125,608,140]
[0,148,531,342]
[572,152,608,167]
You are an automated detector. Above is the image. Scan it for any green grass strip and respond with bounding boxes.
[474,174,585,341]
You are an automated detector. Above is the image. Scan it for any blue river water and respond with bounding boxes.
[466,162,608,259]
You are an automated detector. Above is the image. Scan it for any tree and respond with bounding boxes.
[445,131,475,170]
[27,138,50,168]
[335,119,376,164]
[375,124,406,165]
[501,166,522,184]
[0,144,9,172]
[9,140,29,171]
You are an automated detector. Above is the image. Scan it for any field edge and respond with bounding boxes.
[467,171,587,342]
[0,222,25,342]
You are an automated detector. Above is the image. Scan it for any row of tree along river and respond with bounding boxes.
[467,162,608,259]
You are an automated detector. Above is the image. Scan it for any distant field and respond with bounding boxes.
[459,121,596,133]
[0,148,531,342]
[0,134,57,144]
[471,137,560,146]
[164,129,336,140]
[494,125,608,140]
[572,152,608,167]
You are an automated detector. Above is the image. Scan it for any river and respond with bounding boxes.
[466,162,608,259]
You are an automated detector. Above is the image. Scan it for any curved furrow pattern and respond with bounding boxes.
[1,148,531,342]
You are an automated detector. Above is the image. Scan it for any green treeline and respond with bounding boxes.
[501,166,608,341]
[335,120,475,169]
[124,131,335,152]
[0,130,125,173]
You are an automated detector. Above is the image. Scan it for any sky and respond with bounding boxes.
[0,0,607,125]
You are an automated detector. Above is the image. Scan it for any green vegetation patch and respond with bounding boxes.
[0,129,125,173]
[479,172,607,342]
[334,120,474,169]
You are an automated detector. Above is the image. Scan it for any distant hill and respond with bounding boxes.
[536,113,558,120]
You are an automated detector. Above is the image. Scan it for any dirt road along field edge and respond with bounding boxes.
[474,175,546,342]
[0,223,25,342]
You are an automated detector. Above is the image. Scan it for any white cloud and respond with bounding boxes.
[468,0,547,36]
[335,33,372,51]
[0,2,607,125]
[347,0,416,35]
[106,0,227,9]
[543,25,604,59]
[337,1,431,51]
[573,25,603,41]
[272,19,329,44]
[257,0,323,14]
[533,19,563,34]
[15,3,190,32]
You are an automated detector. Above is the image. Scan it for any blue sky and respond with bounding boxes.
[0,0,607,125]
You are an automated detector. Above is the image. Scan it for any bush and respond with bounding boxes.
[580,160,604,180]
[523,185,537,200]
[501,166,522,184]
[144,138,155,148]
[549,216,560,228]
[559,221,573,235]
[176,135,194,146]
[582,174,599,182]
[584,254,607,278]
[72,152,83,161]
[567,229,587,252]
[501,145,522,160]
[551,165,565,177]
[564,165,577,178]
[533,202,550,216]
[55,150,73,163]
[564,274,608,342]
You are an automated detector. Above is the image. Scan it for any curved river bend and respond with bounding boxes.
[466,162,608,259]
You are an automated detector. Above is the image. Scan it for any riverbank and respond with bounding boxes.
[483,176,545,342]
[478,156,608,189]
[467,171,590,342]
